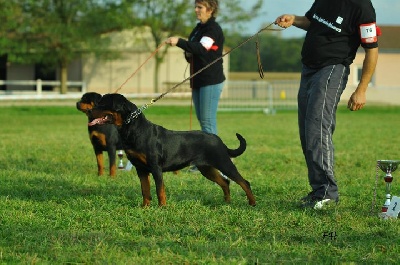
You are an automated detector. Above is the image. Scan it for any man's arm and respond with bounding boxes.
[347,47,379,111]
[275,15,311,31]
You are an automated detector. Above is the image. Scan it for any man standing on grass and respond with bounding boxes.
[275,0,379,209]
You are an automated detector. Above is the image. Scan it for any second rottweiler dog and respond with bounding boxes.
[76,92,123,177]
[88,93,256,206]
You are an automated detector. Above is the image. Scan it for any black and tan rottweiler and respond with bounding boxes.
[88,93,256,207]
[76,92,123,177]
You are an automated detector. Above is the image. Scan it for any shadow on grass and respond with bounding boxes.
[0,170,137,205]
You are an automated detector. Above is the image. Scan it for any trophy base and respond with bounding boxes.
[378,213,399,220]
[379,195,400,220]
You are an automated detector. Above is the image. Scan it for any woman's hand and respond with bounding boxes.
[166,37,179,46]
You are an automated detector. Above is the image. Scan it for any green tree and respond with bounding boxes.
[0,1,24,58]
[0,0,138,94]
[129,0,191,93]
[228,32,304,72]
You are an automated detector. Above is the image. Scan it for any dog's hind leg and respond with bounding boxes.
[235,176,256,206]
[197,166,231,203]
[218,163,256,206]
[136,169,153,207]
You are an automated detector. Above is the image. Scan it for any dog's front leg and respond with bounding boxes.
[137,169,152,207]
[152,169,167,207]
[95,150,104,176]
[107,148,117,177]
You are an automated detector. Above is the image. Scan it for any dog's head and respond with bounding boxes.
[76,92,102,114]
[88,93,138,127]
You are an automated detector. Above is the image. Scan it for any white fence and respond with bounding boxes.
[0,79,299,112]
[0,79,86,96]
[219,80,299,112]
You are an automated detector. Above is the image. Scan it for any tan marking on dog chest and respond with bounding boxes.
[113,112,123,126]
[126,149,147,164]
[90,131,107,147]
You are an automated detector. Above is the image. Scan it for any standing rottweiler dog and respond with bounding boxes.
[88,93,256,207]
[76,92,123,177]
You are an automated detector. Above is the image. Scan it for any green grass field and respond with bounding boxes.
[0,102,399,264]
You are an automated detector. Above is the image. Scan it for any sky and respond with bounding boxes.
[241,0,400,38]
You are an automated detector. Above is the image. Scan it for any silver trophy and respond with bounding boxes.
[117,150,125,169]
[378,160,400,217]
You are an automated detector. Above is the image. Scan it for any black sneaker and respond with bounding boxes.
[300,191,315,203]
[302,197,339,210]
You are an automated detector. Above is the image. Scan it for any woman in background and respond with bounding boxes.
[166,0,225,136]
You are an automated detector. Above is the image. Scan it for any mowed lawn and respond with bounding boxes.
[0,101,399,264]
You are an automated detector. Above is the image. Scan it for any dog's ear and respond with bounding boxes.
[93,93,102,106]
[112,94,138,114]
[81,92,91,102]
[99,94,138,116]
[97,93,113,110]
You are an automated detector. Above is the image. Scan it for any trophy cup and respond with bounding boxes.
[377,160,400,218]
[117,150,125,169]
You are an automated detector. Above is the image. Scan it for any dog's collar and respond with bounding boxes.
[124,102,152,124]
[124,110,142,124]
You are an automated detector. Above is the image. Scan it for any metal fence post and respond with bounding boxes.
[267,82,274,114]
[36,79,42,95]
[82,82,87,93]
[252,80,257,98]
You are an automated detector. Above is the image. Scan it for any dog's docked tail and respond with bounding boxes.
[227,133,247,158]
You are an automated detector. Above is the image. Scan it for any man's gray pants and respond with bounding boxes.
[298,64,350,200]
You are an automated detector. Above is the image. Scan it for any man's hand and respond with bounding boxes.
[275,15,295,28]
[275,15,310,31]
[347,91,366,111]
